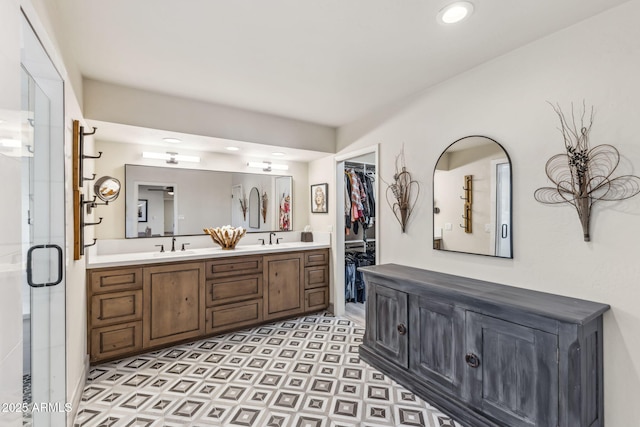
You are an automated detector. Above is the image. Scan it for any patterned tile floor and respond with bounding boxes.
[74,313,464,427]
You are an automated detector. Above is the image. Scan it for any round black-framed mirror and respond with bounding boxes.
[94,176,121,203]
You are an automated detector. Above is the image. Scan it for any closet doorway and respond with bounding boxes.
[335,147,379,325]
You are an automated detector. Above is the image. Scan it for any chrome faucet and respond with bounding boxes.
[171,237,177,252]
[269,232,276,245]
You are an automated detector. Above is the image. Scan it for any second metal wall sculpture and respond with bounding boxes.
[534,102,640,241]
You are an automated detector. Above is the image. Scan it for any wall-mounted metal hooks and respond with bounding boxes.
[84,239,97,249]
[82,126,97,136]
[461,175,473,233]
[78,125,100,185]
[84,217,103,226]
[82,151,102,160]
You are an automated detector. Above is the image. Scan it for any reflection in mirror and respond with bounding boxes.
[94,176,121,202]
[125,164,293,238]
[275,176,292,231]
[249,187,260,229]
[433,136,512,258]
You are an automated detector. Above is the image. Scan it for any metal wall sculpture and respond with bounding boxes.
[534,102,640,241]
[384,147,420,233]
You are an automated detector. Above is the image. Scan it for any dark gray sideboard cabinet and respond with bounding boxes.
[359,264,610,427]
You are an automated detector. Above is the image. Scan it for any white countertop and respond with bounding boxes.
[86,241,331,269]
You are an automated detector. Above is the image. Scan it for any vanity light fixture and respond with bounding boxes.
[142,151,200,164]
[247,161,289,172]
[163,137,182,144]
[438,1,474,24]
[225,146,240,151]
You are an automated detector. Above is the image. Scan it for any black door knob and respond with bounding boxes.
[397,324,407,335]
[465,353,480,368]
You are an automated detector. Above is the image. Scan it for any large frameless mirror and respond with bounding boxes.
[433,135,512,258]
[124,164,292,238]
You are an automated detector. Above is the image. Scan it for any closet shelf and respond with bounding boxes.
[345,239,376,245]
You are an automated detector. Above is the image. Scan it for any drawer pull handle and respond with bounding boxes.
[397,323,407,335]
[465,353,480,368]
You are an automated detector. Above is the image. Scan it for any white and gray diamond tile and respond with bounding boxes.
[74,312,464,427]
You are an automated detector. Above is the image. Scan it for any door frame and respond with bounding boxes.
[333,144,379,316]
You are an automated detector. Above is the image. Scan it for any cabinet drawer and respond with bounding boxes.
[90,321,142,362]
[304,249,329,267]
[89,268,143,293]
[206,274,263,306]
[205,256,262,278]
[305,265,329,289]
[305,287,329,312]
[206,299,263,334]
[91,290,142,327]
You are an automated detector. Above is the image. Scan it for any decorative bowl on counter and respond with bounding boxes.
[203,225,247,250]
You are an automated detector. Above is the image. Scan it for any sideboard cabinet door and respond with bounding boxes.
[409,296,464,393]
[365,283,409,368]
[465,311,559,427]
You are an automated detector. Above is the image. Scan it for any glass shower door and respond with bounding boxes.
[21,14,67,426]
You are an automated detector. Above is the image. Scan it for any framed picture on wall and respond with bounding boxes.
[138,199,148,222]
[311,183,328,213]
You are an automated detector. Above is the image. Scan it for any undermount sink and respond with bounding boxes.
[153,250,196,257]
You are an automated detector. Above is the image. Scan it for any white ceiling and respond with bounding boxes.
[52,0,629,154]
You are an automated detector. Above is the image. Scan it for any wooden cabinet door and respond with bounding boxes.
[91,290,142,327]
[465,312,559,427]
[206,299,263,334]
[305,287,329,312]
[365,283,408,368]
[263,253,304,320]
[143,262,205,348]
[304,265,328,289]
[90,321,142,363]
[409,295,464,393]
[89,267,142,294]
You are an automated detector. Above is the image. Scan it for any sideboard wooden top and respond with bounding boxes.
[359,263,610,325]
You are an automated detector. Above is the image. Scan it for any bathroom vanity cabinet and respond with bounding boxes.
[359,264,609,427]
[263,252,305,320]
[143,262,205,348]
[87,248,329,363]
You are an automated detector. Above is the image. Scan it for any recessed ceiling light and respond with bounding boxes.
[163,137,182,144]
[225,146,240,151]
[271,152,285,157]
[438,1,474,24]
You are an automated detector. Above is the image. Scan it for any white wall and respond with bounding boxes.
[333,2,640,424]
[84,79,337,153]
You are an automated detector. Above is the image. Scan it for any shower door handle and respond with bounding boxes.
[501,224,508,239]
[27,244,63,288]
